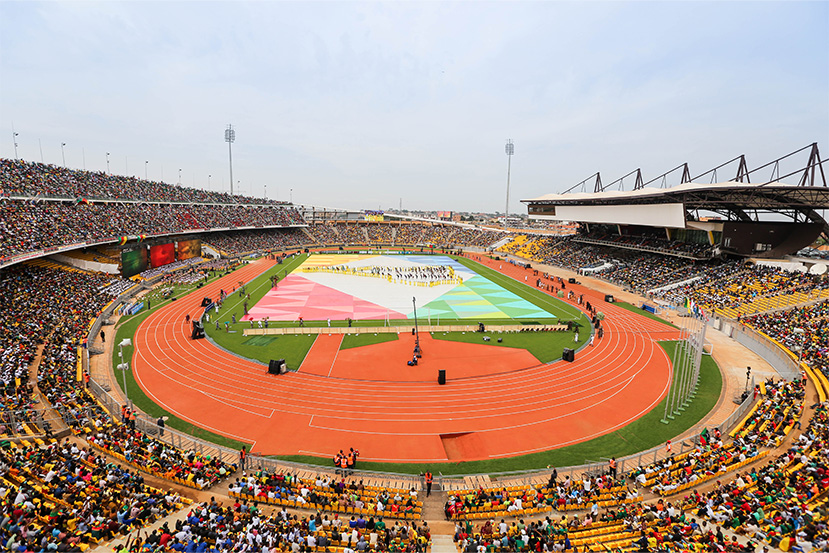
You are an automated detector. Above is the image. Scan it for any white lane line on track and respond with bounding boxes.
[140,304,658,423]
[327,341,341,378]
[134,256,673,451]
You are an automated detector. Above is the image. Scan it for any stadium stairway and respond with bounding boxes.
[430,534,456,553]
[490,235,515,250]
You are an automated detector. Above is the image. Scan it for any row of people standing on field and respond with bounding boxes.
[334,447,361,474]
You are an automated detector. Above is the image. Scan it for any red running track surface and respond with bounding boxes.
[133,257,678,463]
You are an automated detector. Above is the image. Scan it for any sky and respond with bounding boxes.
[1,1,827,213]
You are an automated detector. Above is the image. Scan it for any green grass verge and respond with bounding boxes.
[276,340,722,474]
[614,301,679,329]
[431,329,586,364]
[341,333,400,350]
[111,273,251,450]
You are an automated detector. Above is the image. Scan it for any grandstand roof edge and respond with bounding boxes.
[520,180,805,203]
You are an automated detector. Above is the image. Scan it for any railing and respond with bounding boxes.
[0,407,64,440]
[572,237,712,261]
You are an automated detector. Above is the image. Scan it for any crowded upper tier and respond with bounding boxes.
[0,158,284,205]
[0,201,304,261]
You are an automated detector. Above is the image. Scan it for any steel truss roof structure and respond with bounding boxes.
[522,143,828,231]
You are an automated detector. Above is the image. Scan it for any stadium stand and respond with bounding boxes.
[4,157,829,552]
[229,471,424,520]
[1,440,192,550]
[202,228,309,257]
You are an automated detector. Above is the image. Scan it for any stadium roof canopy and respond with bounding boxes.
[522,143,828,230]
[524,181,829,213]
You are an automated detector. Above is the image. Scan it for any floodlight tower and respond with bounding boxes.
[504,139,514,227]
[225,124,236,197]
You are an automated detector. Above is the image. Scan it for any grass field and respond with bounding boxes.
[451,255,586,323]
[203,253,591,367]
[432,329,585,364]
[341,333,399,350]
[204,254,316,369]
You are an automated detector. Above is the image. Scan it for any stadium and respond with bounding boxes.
[2,3,828,552]
[1,138,828,552]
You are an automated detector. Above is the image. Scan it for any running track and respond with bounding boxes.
[133,257,679,462]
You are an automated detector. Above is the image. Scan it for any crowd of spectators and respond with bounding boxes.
[744,300,829,378]
[0,265,111,437]
[0,262,236,475]
[366,224,395,243]
[120,498,431,553]
[204,229,309,257]
[137,257,207,281]
[150,258,240,287]
[575,231,714,259]
[0,200,304,261]
[651,261,745,307]
[1,439,191,551]
[301,222,504,249]
[307,223,341,245]
[681,401,829,551]
[673,265,829,316]
[334,223,369,245]
[392,224,425,245]
[424,226,503,248]
[526,238,714,292]
[1,158,287,205]
[230,472,423,520]
[631,379,804,499]
[87,425,234,489]
[99,278,138,297]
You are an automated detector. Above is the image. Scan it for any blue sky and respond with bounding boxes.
[1,1,826,212]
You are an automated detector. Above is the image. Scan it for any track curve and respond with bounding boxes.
[132,257,677,462]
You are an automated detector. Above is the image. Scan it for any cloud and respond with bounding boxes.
[1,1,826,211]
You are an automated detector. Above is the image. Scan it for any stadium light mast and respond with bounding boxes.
[225,124,236,196]
[106,152,110,174]
[12,131,19,159]
[61,142,66,167]
[504,139,514,227]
